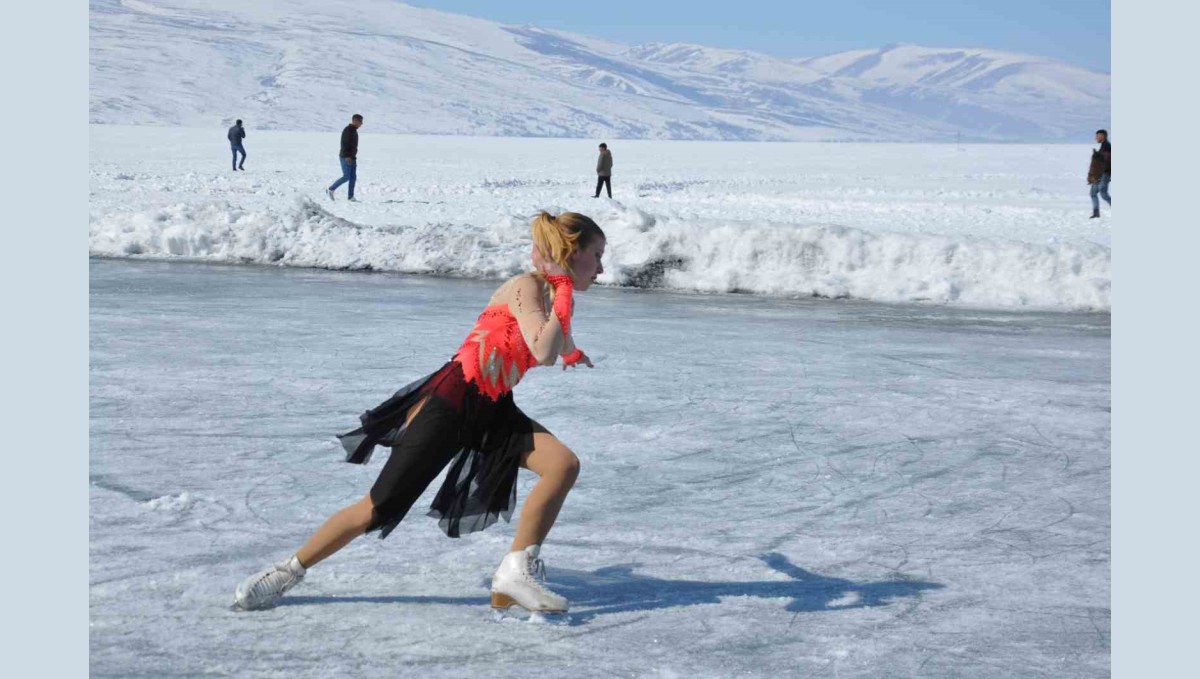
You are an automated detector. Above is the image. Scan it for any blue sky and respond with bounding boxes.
[408,0,1110,73]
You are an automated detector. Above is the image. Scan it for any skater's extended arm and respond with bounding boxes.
[557,318,593,369]
[508,274,573,366]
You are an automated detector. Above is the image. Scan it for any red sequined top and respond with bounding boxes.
[452,274,575,400]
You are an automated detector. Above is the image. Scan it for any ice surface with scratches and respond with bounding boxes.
[90,259,1109,678]
[89,125,1111,311]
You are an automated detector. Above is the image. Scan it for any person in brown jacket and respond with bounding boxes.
[1088,129,1111,218]
[593,143,613,198]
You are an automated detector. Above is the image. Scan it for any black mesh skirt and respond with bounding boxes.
[337,361,542,539]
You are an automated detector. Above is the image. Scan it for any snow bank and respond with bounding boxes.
[89,197,1109,311]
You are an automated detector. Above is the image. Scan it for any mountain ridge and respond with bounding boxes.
[90,0,1110,141]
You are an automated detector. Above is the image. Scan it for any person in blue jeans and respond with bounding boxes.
[1088,129,1111,218]
[227,119,247,171]
[327,114,363,201]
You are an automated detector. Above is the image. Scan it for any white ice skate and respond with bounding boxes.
[233,555,306,611]
[490,545,569,622]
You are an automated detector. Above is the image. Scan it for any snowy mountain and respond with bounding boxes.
[90,0,1109,141]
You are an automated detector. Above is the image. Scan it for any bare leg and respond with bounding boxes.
[292,395,432,568]
[294,495,375,568]
[510,431,581,552]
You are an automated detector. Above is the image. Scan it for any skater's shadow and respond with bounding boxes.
[279,553,941,625]
[281,594,491,607]
[552,552,942,625]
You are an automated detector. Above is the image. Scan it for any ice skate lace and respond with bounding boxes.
[524,556,552,594]
[250,563,300,601]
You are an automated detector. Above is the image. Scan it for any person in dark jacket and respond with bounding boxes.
[227,119,247,171]
[593,143,613,198]
[327,114,363,201]
[1088,129,1111,218]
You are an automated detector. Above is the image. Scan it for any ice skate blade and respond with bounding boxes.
[489,592,570,624]
[490,592,566,613]
[231,598,274,612]
[231,601,280,612]
[489,607,571,625]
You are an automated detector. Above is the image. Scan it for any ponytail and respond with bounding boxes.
[531,210,605,274]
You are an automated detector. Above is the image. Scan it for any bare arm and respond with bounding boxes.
[506,274,573,366]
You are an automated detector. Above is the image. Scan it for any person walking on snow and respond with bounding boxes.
[1088,129,1111,218]
[234,211,606,618]
[227,119,247,171]
[593,143,613,198]
[327,114,363,202]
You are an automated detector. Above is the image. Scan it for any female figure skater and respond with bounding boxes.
[234,211,605,615]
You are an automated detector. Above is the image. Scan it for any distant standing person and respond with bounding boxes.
[593,143,613,198]
[227,119,247,171]
[1088,129,1111,218]
[327,114,363,202]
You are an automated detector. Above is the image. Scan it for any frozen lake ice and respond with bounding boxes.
[90,258,1109,677]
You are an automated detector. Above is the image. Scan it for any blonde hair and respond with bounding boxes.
[531,211,605,273]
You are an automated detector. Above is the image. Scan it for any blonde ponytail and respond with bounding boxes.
[531,211,605,274]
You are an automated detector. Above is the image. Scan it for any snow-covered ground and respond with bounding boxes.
[89,258,1109,678]
[90,0,1109,141]
[89,125,1110,311]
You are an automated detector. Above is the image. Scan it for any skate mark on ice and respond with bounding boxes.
[880,353,969,379]
[1087,606,1110,649]
[554,538,741,563]
[242,473,299,528]
[90,474,158,503]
